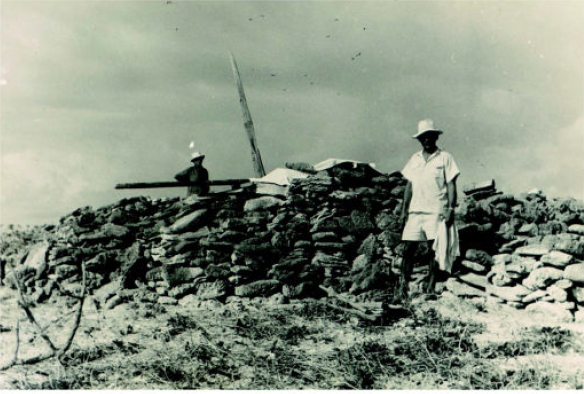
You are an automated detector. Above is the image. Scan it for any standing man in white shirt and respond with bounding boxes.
[394,119,460,302]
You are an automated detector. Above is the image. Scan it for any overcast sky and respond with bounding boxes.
[1,0,583,225]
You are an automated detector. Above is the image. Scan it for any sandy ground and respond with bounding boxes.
[1,285,583,389]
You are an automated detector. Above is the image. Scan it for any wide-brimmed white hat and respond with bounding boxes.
[190,151,205,162]
[412,119,443,139]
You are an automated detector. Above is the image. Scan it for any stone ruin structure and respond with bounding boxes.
[1,159,584,322]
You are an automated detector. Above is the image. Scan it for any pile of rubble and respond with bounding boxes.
[446,182,584,322]
[1,162,583,322]
[1,160,407,310]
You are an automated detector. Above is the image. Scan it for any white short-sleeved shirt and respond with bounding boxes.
[401,149,460,214]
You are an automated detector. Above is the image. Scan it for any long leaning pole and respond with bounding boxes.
[229,52,266,178]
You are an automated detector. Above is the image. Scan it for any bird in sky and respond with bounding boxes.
[270,73,277,77]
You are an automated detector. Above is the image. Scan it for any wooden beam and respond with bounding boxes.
[229,52,266,178]
[115,179,250,190]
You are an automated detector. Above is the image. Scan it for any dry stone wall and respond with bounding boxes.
[2,165,584,322]
[448,187,584,322]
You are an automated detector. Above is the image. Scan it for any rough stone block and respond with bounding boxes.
[554,239,584,258]
[195,280,227,300]
[540,251,574,268]
[514,244,550,257]
[146,267,165,281]
[546,285,568,303]
[350,210,376,233]
[522,289,547,304]
[571,287,584,304]
[168,283,199,298]
[522,267,564,290]
[445,279,485,297]
[563,263,584,284]
[164,209,208,234]
[244,197,283,211]
[490,272,516,287]
[311,232,339,242]
[465,249,494,266]
[554,279,573,290]
[458,273,489,289]
[164,267,205,286]
[507,256,542,275]
[487,284,531,302]
[461,260,487,273]
[568,224,584,235]
[235,279,280,297]
[158,296,178,305]
[492,254,512,266]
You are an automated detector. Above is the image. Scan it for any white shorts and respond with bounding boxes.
[402,213,441,241]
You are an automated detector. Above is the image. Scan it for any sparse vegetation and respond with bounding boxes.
[4,301,582,390]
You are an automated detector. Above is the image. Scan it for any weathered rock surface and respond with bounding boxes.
[563,263,584,284]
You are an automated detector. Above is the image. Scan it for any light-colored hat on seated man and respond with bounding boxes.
[190,151,206,162]
[412,119,443,139]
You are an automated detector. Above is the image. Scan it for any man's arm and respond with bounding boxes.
[445,176,458,226]
[400,181,412,227]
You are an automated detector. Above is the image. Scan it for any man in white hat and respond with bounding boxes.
[174,151,209,197]
[394,119,460,302]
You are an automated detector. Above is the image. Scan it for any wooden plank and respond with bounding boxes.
[115,179,249,189]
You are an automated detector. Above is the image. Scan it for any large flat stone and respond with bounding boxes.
[506,256,542,275]
[522,289,547,304]
[161,226,210,241]
[164,209,209,234]
[235,279,281,297]
[461,260,487,273]
[563,263,584,284]
[458,273,489,289]
[487,284,531,302]
[568,224,584,235]
[244,197,283,211]
[514,244,550,257]
[540,251,574,268]
[553,239,584,258]
[445,279,486,297]
[522,267,564,290]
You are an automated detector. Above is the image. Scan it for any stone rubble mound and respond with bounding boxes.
[1,167,584,322]
[448,184,584,322]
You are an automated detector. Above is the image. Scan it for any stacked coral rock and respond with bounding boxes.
[2,166,584,322]
[143,163,406,304]
[1,162,407,310]
[446,184,584,322]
